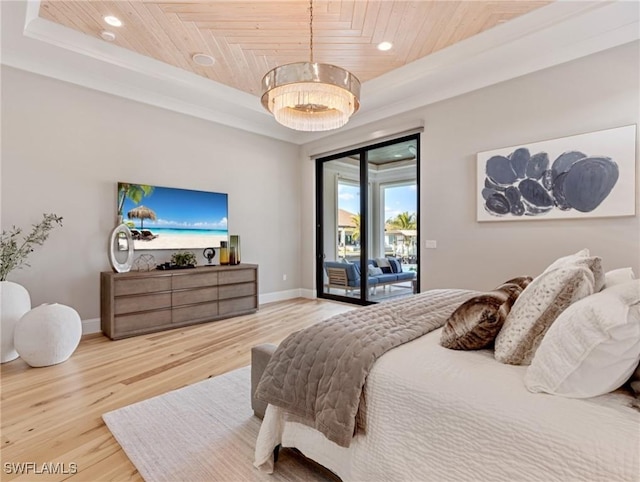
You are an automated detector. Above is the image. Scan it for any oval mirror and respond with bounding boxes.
[109,224,134,273]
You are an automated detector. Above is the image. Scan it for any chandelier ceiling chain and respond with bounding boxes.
[260,0,361,132]
[309,0,314,64]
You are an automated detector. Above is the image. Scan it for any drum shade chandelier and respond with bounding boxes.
[260,0,361,132]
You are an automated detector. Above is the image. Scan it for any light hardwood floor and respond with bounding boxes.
[0,298,354,481]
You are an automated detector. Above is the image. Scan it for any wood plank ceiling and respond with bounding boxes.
[39,1,552,97]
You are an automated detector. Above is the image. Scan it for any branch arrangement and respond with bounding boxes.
[0,213,63,281]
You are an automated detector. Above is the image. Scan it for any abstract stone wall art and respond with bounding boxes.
[476,125,636,222]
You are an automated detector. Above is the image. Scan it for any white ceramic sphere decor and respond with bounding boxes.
[0,281,31,363]
[14,303,82,367]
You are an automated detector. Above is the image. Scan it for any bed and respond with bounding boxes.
[253,253,640,482]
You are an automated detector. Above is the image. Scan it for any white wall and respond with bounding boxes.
[1,66,302,321]
[3,41,639,316]
[302,41,640,292]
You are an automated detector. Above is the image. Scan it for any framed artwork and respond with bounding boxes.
[476,125,636,222]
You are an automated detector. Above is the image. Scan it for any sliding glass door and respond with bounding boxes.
[316,134,419,305]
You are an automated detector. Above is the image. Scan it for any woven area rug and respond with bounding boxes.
[103,367,335,482]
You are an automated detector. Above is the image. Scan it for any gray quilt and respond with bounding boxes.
[254,289,476,447]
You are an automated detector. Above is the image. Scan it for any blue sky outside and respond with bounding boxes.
[120,184,228,231]
[338,183,417,221]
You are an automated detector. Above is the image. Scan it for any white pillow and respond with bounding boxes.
[525,280,640,398]
[603,267,636,289]
[368,266,383,276]
[495,260,600,365]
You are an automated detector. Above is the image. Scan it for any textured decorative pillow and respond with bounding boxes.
[543,248,591,273]
[574,257,605,292]
[502,276,534,290]
[603,267,636,289]
[525,280,640,398]
[440,276,532,350]
[368,266,383,276]
[543,249,605,291]
[495,261,601,365]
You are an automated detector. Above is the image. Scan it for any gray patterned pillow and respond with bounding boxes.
[440,277,532,350]
[495,259,602,365]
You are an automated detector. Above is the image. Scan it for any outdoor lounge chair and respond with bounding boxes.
[130,229,141,240]
[140,229,158,240]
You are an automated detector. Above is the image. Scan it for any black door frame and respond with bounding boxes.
[315,133,421,305]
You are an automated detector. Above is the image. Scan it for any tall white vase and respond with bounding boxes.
[0,281,31,363]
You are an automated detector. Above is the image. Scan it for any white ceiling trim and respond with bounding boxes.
[6,0,295,142]
[2,1,638,146]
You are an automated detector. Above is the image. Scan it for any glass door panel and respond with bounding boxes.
[365,140,418,302]
[316,134,419,305]
[318,156,364,302]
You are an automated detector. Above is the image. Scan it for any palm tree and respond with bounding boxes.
[386,211,417,230]
[117,183,154,219]
[386,212,417,260]
[350,213,361,242]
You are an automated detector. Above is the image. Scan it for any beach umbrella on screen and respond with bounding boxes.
[127,205,157,230]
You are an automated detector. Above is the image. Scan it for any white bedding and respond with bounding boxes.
[255,328,640,481]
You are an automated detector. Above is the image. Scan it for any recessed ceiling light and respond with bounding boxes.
[100,31,116,42]
[104,16,122,27]
[377,41,393,51]
[394,154,402,158]
[192,53,216,67]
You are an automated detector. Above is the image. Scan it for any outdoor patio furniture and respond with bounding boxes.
[324,257,416,295]
[140,229,158,240]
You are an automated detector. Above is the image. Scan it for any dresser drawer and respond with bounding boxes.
[172,302,218,324]
[172,287,218,306]
[114,309,172,337]
[218,269,256,285]
[114,276,171,296]
[115,293,171,315]
[172,271,219,290]
[102,265,258,339]
[219,296,257,316]
[218,282,255,300]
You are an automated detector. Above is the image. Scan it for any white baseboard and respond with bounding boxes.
[82,317,101,335]
[259,289,303,305]
[300,289,316,299]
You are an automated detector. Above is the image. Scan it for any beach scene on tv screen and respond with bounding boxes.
[117,182,228,250]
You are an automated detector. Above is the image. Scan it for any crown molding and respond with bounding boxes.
[2,1,638,146]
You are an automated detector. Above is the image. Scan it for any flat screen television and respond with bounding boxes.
[117,182,228,250]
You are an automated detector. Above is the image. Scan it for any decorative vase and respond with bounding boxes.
[0,281,31,363]
[109,222,134,273]
[220,241,229,265]
[230,235,241,265]
[14,303,82,367]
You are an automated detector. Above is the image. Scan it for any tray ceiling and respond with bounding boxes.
[38,0,551,97]
[2,1,637,143]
